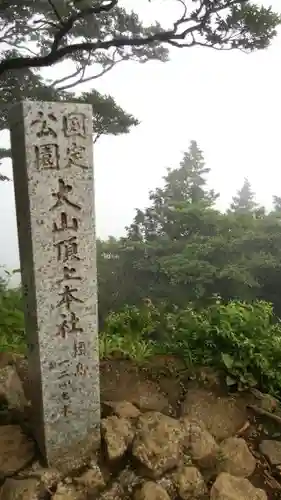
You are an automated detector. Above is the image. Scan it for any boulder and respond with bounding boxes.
[210,472,267,500]
[0,425,35,478]
[173,466,207,499]
[217,437,256,477]
[101,415,135,460]
[117,466,142,494]
[75,462,105,494]
[102,400,141,419]
[259,440,281,466]
[53,483,84,500]
[0,478,39,500]
[156,475,177,499]
[133,411,183,478]
[134,481,171,500]
[99,482,124,500]
[182,418,219,464]
[182,388,247,440]
[0,365,29,419]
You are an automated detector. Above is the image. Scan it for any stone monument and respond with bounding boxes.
[8,101,100,470]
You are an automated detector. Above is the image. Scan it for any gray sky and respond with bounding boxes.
[1,0,281,274]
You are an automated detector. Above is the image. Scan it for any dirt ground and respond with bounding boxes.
[100,355,281,499]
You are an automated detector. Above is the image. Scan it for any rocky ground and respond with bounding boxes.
[0,353,281,499]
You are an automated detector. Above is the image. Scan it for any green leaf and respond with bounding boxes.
[226,375,237,386]
[221,353,234,369]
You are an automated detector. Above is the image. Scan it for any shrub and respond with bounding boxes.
[1,270,281,397]
[104,299,281,396]
[0,275,25,353]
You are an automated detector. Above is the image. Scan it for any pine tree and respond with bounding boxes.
[127,140,219,241]
[230,178,259,214]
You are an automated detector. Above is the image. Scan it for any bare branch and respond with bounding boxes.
[51,64,86,88]
[56,50,123,91]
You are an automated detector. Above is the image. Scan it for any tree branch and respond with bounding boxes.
[47,0,63,25]
[55,49,123,91]
[0,0,271,77]
[52,0,118,52]
[0,25,197,75]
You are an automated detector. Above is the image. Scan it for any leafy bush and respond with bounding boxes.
[1,270,281,397]
[103,299,281,396]
[0,275,25,353]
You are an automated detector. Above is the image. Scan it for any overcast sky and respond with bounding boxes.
[1,0,281,274]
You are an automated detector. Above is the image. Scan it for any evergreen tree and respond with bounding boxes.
[230,178,259,214]
[272,195,281,214]
[128,141,219,241]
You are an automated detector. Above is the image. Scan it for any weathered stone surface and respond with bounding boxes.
[0,478,39,500]
[217,437,256,477]
[75,462,105,494]
[182,418,219,464]
[53,483,84,500]
[210,472,267,500]
[131,388,170,413]
[0,365,28,414]
[181,388,247,440]
[117,466,143,493]
[250,389,279,413]
[132,411,183,478]
[135,481,171,500]
[101,416,135,460]
[17,463,62,491]
[99,482,124,500]
[102,400,141,419]
[156,475,177,499]
[9,100,100,470]
[173,466,207,499]
[259,440,281,465]
[0,425,35,478]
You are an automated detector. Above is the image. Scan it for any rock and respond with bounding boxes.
[250,389,279,413]
[173,466,207,499]
[0,425,35,478]
[75,463,105,494]
[131,390,170,413]
[101,415,135,460]
[210,472,267,500]
[117,466,142,494]
[53,483,84,500]
[156,476,177,499]
[182,388,247,440]
[182,418,219,464]
[0,478,39,500]
[102,400,141,419]
[259,440,281,465]
[99,482,124,500]
[135,481,171,500]
[0,365,28,414]
[217,437,256,477]
[17,463,62,490]
[39,468,63,491]
[133,411,183,478]
[0,352,14,369]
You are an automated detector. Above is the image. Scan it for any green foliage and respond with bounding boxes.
[102,299,281,396]
[98,141,281,319]
[229,177,261,214]
[2,267,281,397]
[0,276,25,353]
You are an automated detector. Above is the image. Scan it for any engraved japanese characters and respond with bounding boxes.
[9,101,100,470]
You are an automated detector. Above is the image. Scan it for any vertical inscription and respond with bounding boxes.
[48,112,89,417]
